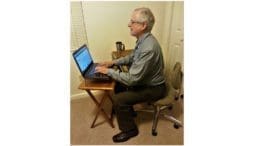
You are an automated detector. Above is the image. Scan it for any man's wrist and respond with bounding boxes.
[107,68,114,76]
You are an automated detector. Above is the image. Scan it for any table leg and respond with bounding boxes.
[90,93,107,128]
[86,90,114,128]
[105,91,114,123]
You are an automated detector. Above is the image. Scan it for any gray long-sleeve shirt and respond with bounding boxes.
[107,32,165,86]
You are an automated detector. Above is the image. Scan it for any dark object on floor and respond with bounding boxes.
[112,129,139,143]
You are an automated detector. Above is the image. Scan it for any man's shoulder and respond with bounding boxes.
[141,35,160,49]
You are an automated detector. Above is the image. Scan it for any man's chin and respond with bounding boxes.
[130,32,136,37]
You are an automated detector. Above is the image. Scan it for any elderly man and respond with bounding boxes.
[95,7,166,142]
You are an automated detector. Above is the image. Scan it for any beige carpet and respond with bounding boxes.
[71,92,184,145]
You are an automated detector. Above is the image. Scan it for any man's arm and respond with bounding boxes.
[107,50,154,86]
[114,51,135,66]
[95,51,135,74]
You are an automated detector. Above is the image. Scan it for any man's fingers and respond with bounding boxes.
[95,66,100,72]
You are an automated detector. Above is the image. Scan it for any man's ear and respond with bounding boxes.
[141,22,148,31]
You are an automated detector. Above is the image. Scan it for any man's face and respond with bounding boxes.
[128,11,147,38]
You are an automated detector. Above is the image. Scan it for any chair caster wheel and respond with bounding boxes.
[174,123,180,129]
[152,130,157,136]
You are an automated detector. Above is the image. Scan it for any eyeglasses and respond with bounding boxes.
[129,20,144,25]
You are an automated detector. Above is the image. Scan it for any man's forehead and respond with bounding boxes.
[131,11,140,19]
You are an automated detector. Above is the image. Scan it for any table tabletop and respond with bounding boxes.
[78,79,115,91]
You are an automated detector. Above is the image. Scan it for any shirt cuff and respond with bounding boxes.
[107,68,115,76]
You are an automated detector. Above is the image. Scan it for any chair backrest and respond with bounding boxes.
[154,62,183,105]
[170,62,183,90]
[165,62,183,97]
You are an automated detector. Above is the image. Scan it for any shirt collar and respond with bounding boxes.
[136,32,151,46]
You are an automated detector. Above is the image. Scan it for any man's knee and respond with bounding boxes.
[112,92,129,106]
[112,93,122,106]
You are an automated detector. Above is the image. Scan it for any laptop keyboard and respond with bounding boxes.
[85,63,110,80]
[95,73,105,77]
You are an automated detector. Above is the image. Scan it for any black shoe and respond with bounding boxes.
[112,108,116,115]
[112,129,139,143]
[131,111,137,117]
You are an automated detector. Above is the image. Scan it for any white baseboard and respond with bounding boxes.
[70,93,87,100]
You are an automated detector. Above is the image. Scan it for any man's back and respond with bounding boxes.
[133,33,165,86]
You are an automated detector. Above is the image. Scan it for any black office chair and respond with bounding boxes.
[137,62,183,136]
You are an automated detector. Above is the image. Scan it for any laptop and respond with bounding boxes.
[72,44,110,81]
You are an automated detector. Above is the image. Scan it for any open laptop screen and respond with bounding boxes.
[73,46,92,73]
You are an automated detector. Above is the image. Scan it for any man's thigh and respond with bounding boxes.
[112,85,165,106]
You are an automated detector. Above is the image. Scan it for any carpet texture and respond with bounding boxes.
[71,92,184,145]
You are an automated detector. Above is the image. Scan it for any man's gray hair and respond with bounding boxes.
[134,7,155,32]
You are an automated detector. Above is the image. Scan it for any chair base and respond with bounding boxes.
[136,103,182,136]
[163,114,182,126]
[152,129,157,136]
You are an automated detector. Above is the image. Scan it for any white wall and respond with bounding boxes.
[70,1,184,98]
[164,2,184,76]
[82,1,170,62]
[70,2,88,98]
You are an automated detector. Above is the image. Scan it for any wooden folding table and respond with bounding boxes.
[78,79,115,128]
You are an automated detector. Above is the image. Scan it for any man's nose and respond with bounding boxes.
[128,22,132,27]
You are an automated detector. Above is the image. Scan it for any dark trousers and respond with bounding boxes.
[112,82,166,132]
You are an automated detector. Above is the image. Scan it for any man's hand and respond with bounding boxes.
[98,61,114,68]
[95,66,109,74]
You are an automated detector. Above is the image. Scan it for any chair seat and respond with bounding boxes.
[154,88,178,106]
[154,95,174,106]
